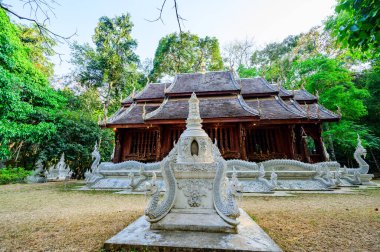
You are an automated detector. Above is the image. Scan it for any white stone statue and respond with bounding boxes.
[344,134,369,174]
[322,141,330,161]
[144,93,241,233]
[26,159,46,183]
[46,153,72,181]
[270,169,278,188]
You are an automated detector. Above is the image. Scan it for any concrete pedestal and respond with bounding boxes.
[104,209,282,252]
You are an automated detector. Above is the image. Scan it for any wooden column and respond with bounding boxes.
[114,129,122,163]
[239,123,248,160]
[300,126,311,163]
[314,124,326,162]
[156,126,162,161]
[289,125,296,159]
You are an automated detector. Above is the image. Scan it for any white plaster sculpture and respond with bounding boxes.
[344,134,369,174]
[26,159,46,183]
[270,170,278,188]
[144,93,241,233]
[85,142,101,182]
[46,153,72,181]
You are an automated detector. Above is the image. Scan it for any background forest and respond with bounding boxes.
[0,0,379,179]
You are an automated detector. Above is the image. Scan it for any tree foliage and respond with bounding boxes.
[151,32,223,80]
[70,14,142,120]
[0,9,113,177]
[326,0,380,57]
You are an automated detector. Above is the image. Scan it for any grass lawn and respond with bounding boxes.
[0,181,379,252]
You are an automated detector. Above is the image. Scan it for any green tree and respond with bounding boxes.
[326,0,380,57]
[18,24,56,78]
[0,9,113,177]
[70,14,140,121]
[0,8,62,161]
[286,55,379,164]
[250,35,299,84]
[151,32,223,80]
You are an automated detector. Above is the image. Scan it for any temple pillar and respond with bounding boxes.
[156,126,162,161]
[239,123,248,160]
[288,125,296,159]
[300,126,311,163]
[114,128,122,163]
[314,124,326,162]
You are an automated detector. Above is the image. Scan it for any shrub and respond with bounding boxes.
[0,167,31,185]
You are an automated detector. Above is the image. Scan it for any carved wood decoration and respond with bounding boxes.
[117,123,326,163]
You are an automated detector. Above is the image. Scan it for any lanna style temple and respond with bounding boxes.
[106,70,340,164]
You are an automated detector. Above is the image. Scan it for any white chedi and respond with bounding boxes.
[144,92,241,233]
[46,153,72,181]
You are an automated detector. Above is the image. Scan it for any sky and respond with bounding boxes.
[4,0,337,77]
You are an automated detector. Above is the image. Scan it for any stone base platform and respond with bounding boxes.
[151,209,237,233]
[104,209,282,252]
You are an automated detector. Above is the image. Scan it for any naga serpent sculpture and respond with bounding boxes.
[145,143,177,222]
[345,134,369,174]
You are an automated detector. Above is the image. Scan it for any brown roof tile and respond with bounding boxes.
[121,95,134,106]
[165,71,240,96]
[240,78,279,97]
[300,103,340,121]
[135,83,169,101]
[107,103,159,125]
[145,95,258,121]
[294,89,317,103]
[245,96,306,120]
[270,84,294,99]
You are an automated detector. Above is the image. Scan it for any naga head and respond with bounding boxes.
[91,141,99,160]
[258,164,265,178]
[355,134,367,159]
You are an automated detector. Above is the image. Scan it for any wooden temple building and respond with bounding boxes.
[106,71,340,163]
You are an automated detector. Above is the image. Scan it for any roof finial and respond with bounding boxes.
[315,90,319,100]
[142,103,147,120]
[201,61,206,74]
[305,103,310,118]
[301,82,305,90]
[257,98,262,115]
[316,103,320,118]
[336,106,342,116]
[131,87,136,99]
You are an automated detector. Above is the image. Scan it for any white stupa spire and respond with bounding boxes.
[186,92,202,130]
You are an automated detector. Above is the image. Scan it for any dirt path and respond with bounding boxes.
[0,182,379,252]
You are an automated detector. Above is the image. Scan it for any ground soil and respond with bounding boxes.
[0,181,379,252]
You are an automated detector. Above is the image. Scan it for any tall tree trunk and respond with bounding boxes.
[369,148,380,172]
[103,82,113,124]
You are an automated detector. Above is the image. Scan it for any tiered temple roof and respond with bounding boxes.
[107,71,339,127]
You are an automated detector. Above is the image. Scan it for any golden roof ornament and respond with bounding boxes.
[131,87,136,99]
[257,98,262,115]
[316,103,320,118]
[337,106,342,116]
[305,103,310,118]
[201,61,206,74]
[164,83,168,93]
[142,103,147,120]
[301,82,305,90]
